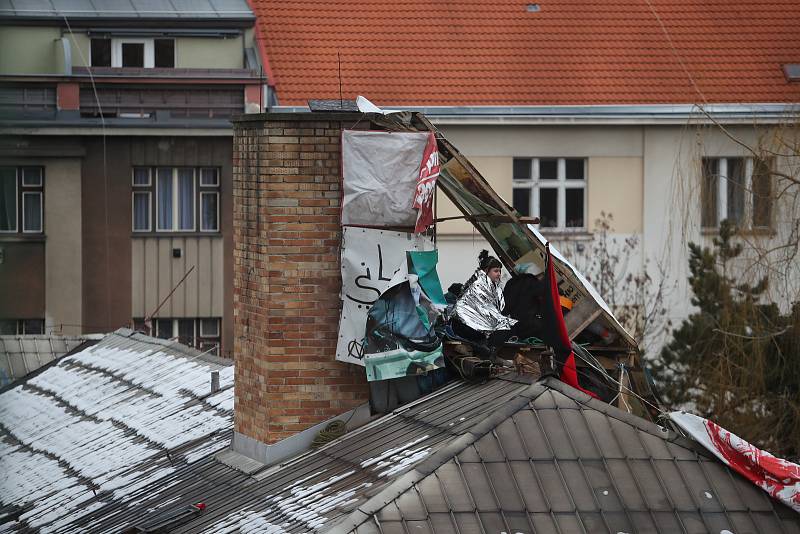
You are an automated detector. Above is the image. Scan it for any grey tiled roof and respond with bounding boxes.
[338,380,800,534]
[35,374,798,533]
[0,334,89,387]
[0,0,254,20]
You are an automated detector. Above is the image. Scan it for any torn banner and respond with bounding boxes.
[336,227,433,365]
[363,250,446,382]
[413,132,440,233]
[670,411,800,512]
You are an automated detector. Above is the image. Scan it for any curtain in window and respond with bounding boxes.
[23,193,42,232]
[726,158,746,224]
[201,193,218,231]
[0,168,16,231]
[752,158,772,228]
[178,169,194,230]
[157,169,172,230]
[133,192,149,231]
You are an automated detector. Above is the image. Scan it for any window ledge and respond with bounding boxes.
[701,227,775,237]
[538,230,593,241]
[132,232,222,238]
[0,234,46,242]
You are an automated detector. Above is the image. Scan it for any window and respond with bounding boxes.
[91,39,111,67]
[0,319,45,335]
[701,157,773,229]
[91,38,175,68]
[512,158,586,230]
[0,167,43,233]
[135,317,221,355]
[132,167,220,233]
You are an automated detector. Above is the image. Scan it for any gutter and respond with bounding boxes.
[271,103,800,126]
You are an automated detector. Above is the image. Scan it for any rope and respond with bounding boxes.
[311,419,348,448]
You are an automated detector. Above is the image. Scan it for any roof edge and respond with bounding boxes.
[270,103,800,125]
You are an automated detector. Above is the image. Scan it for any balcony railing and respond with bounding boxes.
[0,85,56,119]
[78,85,245,119]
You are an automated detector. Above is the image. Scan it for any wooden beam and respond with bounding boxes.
[434,214,540,224]
[565,297,602,340]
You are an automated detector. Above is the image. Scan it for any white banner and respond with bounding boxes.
[341,130,430,227]
[336,227,433,365]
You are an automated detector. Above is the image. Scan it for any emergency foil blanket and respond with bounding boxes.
[336,227,433,366]
[453,270,517,332]
[670,411,800,512]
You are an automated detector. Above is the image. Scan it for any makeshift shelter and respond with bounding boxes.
[336,98,649,414]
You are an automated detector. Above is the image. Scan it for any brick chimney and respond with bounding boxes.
[232,112,370,446]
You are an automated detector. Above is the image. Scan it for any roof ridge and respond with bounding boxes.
[323,381,551,534]
[539,376,712,456]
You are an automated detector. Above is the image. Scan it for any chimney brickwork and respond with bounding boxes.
[232,114,370,444]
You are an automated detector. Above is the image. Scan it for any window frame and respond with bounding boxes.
[21,191,43,233]
[156,167,196,232]
[92,37,176,68]
[701,156,773,230]
[133,166,221,234]
[112,38,154,68]
[0,166,44,235]
[199,191,219,232]
[136,317,221,355]
[512,157,588,231]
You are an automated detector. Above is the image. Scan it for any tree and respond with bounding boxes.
[654,220,800,459]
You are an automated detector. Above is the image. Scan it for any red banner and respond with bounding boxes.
[413,132,440,233]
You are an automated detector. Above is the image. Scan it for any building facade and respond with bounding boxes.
[0,0,271,356]
[245,0,800,352]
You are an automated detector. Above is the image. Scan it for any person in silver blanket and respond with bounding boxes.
[450,250,518,363]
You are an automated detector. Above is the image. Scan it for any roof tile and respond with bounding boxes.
[251,0,800,106]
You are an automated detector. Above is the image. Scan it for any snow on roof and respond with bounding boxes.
[0,334,89,387]
[0,328,233,532]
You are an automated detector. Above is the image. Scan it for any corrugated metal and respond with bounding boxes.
[0,334,87,386]
[0,328,233,533]
[131,235,224,318]
[3,356,798,533]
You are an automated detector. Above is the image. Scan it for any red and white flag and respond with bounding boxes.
[413,132,440,234]
[671,411,800,512]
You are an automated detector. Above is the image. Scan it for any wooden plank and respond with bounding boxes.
[565,297,603,340]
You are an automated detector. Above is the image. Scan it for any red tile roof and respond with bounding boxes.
[250,1,800,106]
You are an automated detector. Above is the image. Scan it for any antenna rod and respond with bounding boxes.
[337,51,343,108]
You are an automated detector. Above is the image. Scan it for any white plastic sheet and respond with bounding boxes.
[341,130,430,227]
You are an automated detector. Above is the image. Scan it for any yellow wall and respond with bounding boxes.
[435,125,645,236]
[436,156,511,235]
[177,36,243,69]
[587,157,643,233]
[67,32,91,68]
[44,159,83,335]
[0,26,62,73]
